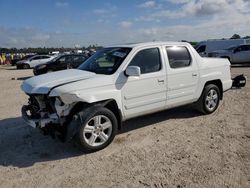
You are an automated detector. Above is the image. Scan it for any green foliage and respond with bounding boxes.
[230,34,241,39]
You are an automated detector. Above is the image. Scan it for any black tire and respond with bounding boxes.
[196,84,220,114]
[23,64,30,69]
[72,106,118,152]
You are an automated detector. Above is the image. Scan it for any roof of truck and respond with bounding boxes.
[109,41,189,48]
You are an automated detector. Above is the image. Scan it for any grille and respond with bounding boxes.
[28,95,56,115]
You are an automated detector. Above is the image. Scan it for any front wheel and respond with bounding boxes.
[73,106,118,152]
[196,84,220,114]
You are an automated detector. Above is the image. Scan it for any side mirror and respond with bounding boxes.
[125,66,141,77]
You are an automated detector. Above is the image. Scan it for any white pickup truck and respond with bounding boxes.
[21,42,241,152]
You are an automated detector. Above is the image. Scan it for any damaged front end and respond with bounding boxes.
[22,94,74,139]
[22,95,58,128]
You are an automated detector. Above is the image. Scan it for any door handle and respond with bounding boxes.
[192,73,198,77]
[158,79,165,83]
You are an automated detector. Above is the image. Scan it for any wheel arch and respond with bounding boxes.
[69,99,122,130]
[204,79,223,100]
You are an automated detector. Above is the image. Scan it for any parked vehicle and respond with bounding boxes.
[16,55,56,69]
[21,42,244,152]
[195,39,250,57]
[208,44,250,64]
[33,54,88,75]
[11,54,36,66]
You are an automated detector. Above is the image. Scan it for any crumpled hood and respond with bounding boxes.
[21,69,96,94]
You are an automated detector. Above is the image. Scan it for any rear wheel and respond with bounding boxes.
[72,106,118,152]
[196,84,220,114]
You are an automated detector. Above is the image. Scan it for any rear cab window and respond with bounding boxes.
[165,46,192,69]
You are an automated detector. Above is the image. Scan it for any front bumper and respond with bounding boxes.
[22,105,59,128]
[22,105,39,128]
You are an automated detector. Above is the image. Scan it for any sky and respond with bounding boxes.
[0,0,250,48]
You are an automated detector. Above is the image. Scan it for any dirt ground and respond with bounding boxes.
[0,65,249,188]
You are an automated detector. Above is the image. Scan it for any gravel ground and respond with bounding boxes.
[0,65,249,188]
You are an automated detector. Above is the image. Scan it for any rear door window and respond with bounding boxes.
[166,46,192,69]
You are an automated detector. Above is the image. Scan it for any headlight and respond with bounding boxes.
[60,93,79,104]
[37,65,47,69]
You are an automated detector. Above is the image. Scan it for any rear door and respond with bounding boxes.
[164,46,199,107]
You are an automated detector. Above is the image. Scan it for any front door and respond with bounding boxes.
[121,47,167,119]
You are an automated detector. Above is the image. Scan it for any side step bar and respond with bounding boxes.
[232,74,247,88]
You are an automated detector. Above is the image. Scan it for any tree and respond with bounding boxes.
[231,34,241,39]
[243,35,250,39]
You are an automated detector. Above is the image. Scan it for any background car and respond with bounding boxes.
[33,54,87,75]
[16,55,56,69]
[11,54,36,66]
[195,39,250,57]
[208,44,250,64]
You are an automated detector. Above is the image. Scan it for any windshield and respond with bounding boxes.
[78,47,131,75]
[50,55,63,63]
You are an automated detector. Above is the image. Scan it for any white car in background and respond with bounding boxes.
[16,55,56,69]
